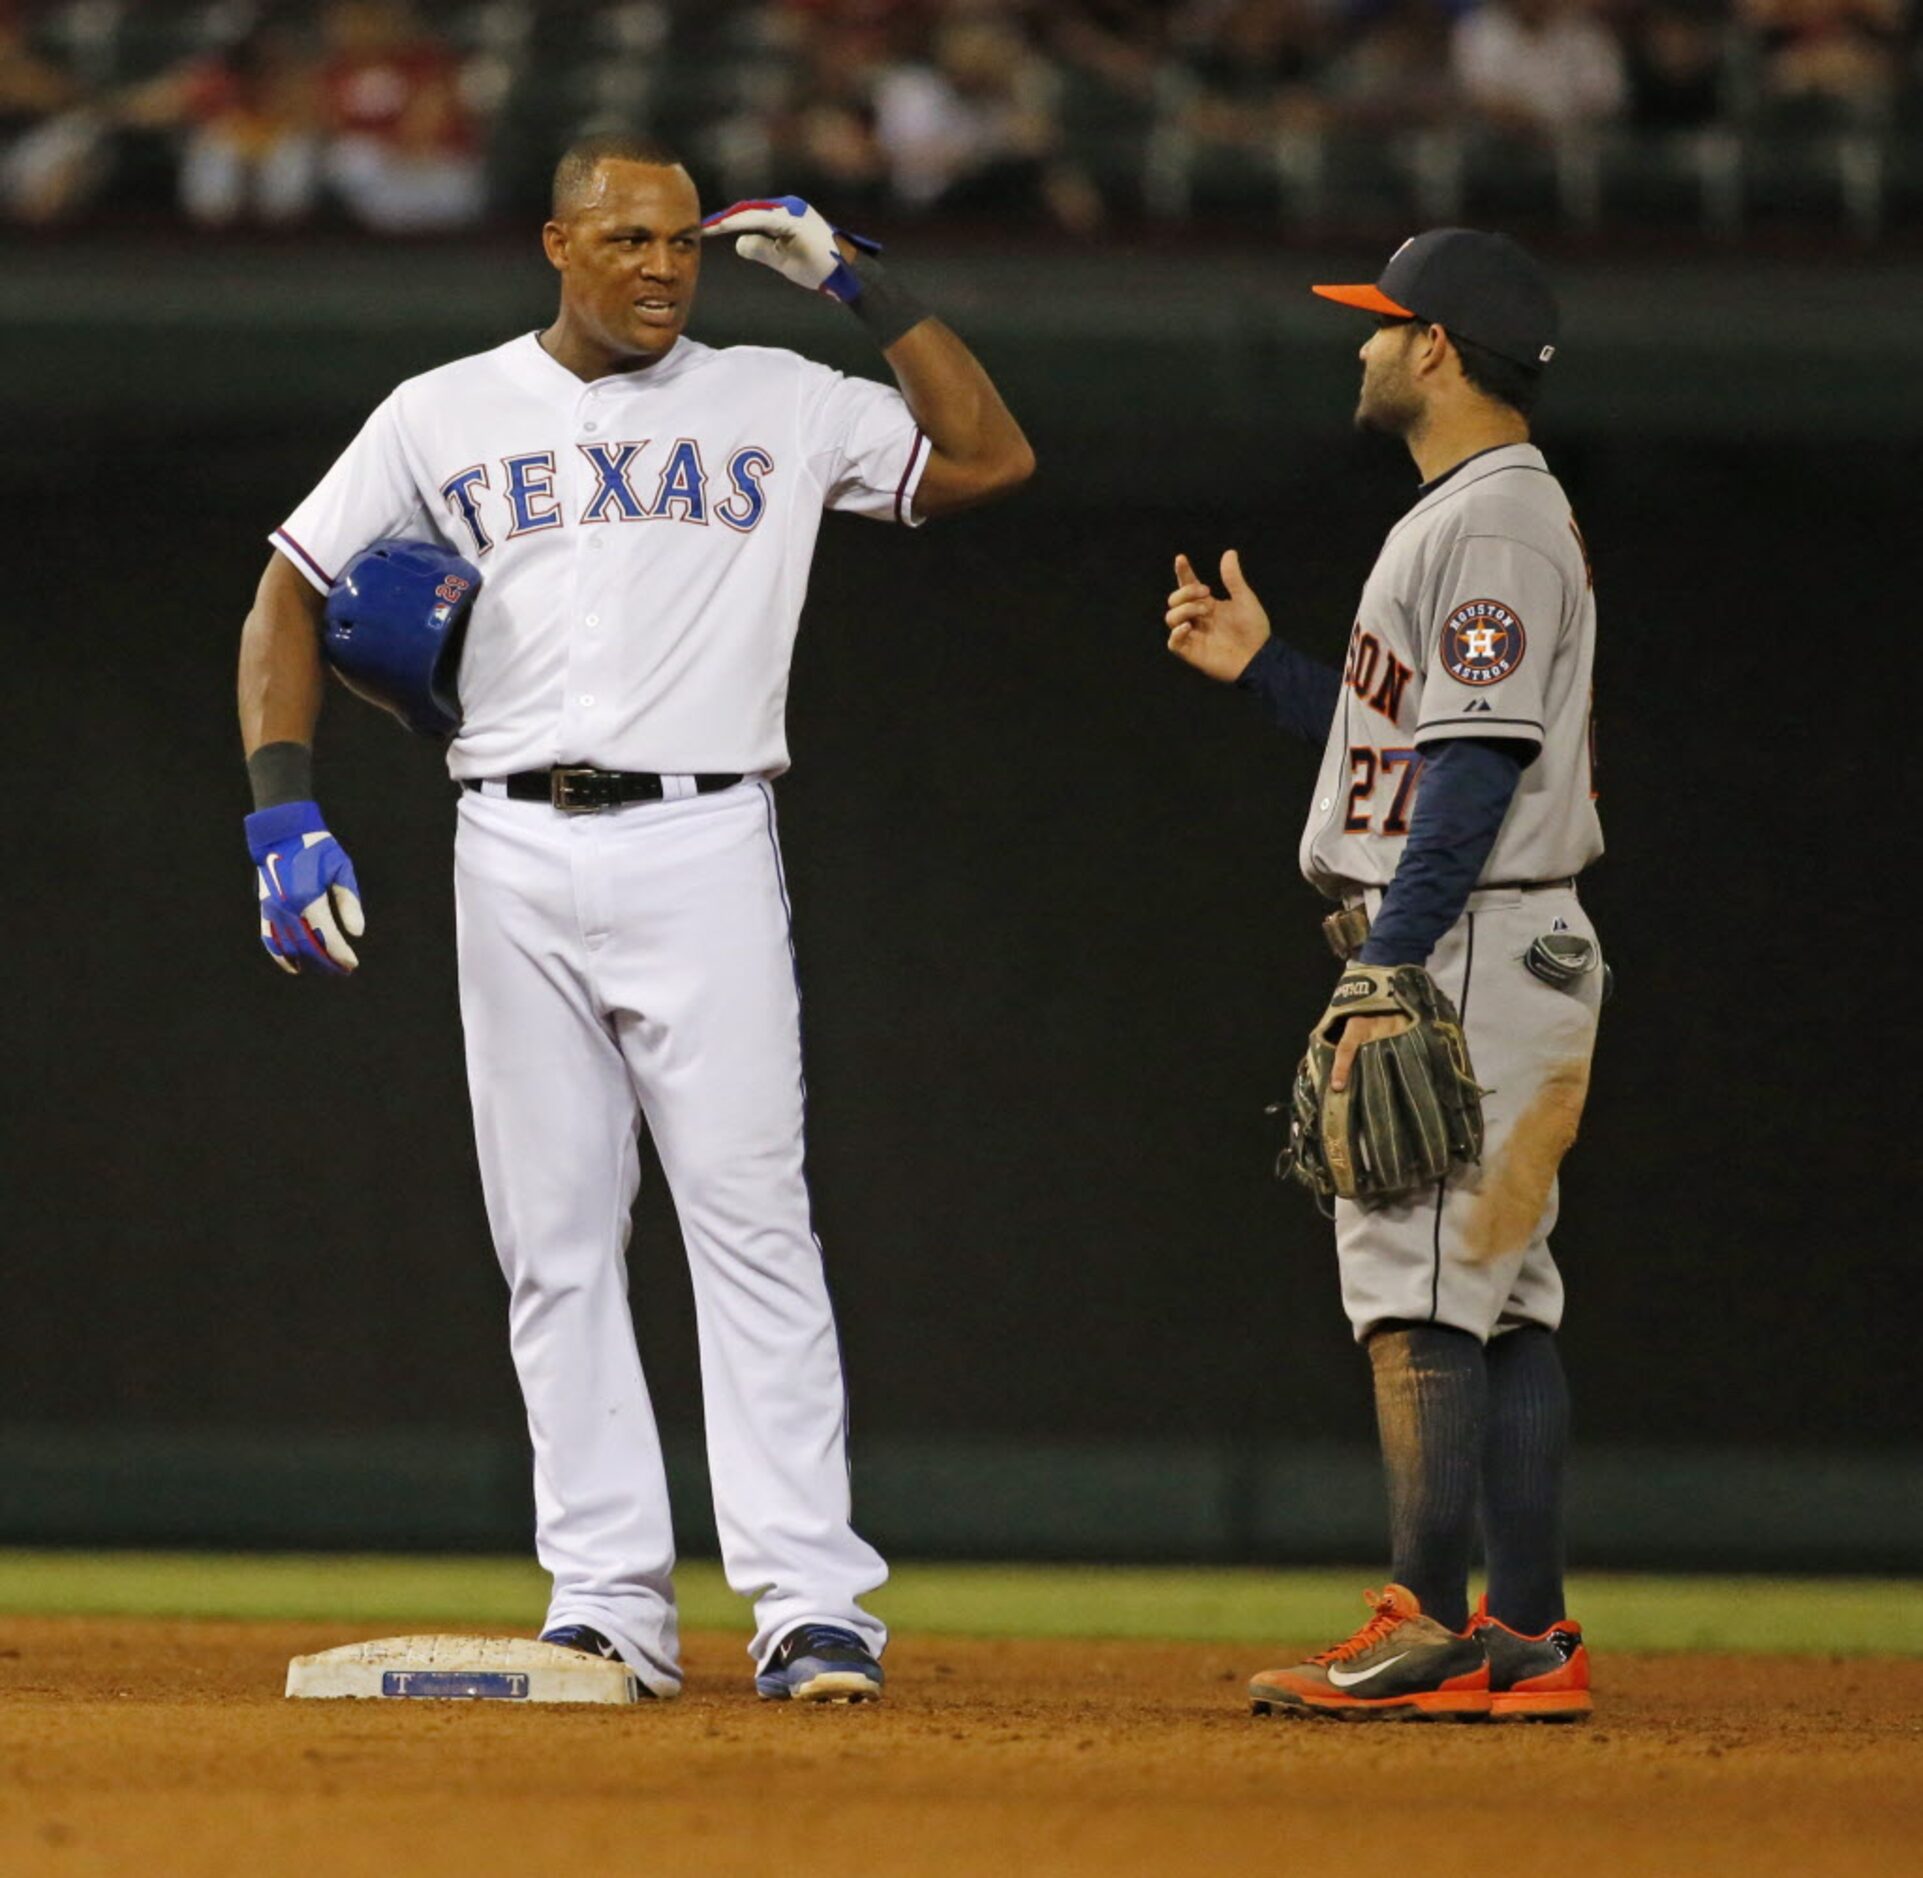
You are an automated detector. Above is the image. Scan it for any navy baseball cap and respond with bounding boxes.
[1313,229,1559,369]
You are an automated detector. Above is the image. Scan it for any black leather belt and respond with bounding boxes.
[463,768,744,814]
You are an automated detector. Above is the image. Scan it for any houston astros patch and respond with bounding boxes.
[1440,599,1526,686]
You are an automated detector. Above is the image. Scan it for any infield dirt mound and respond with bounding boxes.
[2,1618,1916,1877]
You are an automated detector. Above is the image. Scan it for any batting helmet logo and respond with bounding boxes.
[1440,599,1526,687]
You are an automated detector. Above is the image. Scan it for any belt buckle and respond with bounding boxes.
[549,767,610,814]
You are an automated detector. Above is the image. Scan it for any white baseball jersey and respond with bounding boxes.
[1299,444,1602,897]
[272,332,930,777]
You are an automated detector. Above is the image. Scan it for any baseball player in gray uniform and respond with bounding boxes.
[1163,230,1603,1720]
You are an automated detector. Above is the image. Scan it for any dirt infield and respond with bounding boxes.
[2,1618,1917,1877]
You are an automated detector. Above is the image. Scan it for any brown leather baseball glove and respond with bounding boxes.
[1274,961,1485,1210]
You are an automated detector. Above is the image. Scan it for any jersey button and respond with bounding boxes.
[579,694,595,707]
[585,613,600,627]
[583,421,599,433]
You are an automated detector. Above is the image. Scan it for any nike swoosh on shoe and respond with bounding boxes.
[1326,1651,1412,1688]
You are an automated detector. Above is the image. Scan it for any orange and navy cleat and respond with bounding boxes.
[1472,1596,1592,1721]
[1248,1584,1491,1721]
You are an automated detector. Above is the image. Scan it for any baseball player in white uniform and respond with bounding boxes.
[1162,231,1603,1720]
[236,133,1033,1701]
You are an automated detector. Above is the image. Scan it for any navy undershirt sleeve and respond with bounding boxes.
[1234,636,1342,745]
[1357,738,1528,966]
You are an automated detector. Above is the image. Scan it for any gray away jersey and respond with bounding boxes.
[1300,443,1603,897]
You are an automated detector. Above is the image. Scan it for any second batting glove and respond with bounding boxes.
[246,799,364,976]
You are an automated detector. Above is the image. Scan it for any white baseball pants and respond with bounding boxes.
[453,779,888,1695]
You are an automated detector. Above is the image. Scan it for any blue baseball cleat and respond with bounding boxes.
[539,1623,622,1660]
[539,1625,671,1700]
[755,1624,884,1703]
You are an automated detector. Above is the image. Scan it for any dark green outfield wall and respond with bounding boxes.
[4,1429,1919,1572]
[3,242,1920,442]
[2,240,1913,1565]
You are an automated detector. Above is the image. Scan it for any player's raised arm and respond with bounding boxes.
[700,196,1034,517]
[236,550,364,976]
[864,311,1034,518]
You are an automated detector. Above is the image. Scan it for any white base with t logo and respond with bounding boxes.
[286,1635,641,1703]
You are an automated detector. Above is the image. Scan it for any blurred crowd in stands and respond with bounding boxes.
[3,0,1919,237]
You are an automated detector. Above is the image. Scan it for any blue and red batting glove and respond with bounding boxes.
[700,195,882,306]
[245,800,364,976]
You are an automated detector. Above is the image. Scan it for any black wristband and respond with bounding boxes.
[247,740,314,810]
[846,253,931,350]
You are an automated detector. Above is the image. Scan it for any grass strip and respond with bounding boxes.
[0,1552,1915,1655]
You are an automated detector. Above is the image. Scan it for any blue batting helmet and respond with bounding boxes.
[322,537,481,739]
